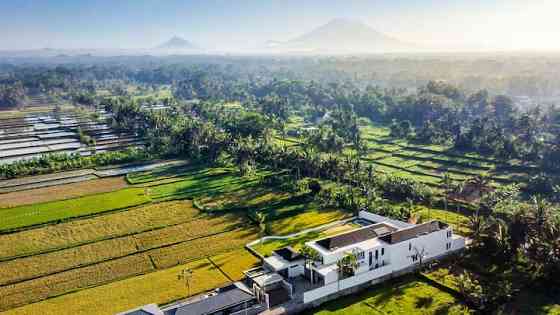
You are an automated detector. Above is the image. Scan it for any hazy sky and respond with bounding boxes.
[2,0,559,51]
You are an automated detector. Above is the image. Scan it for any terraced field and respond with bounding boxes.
[0,149,477,314]
[0,162,353,314]
[357,123,553,191]
[0,106,143,165]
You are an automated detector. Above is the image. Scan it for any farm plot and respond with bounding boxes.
[125,162,203,184]
[134,212,247,250]
[149,227,258,269]
[210,249,260,281]
[0,254,154,311]
[193,179,350,235]
[0,168,95,190]
[0,187,151,232]
[0,176,129,207]
[0,237,139,286]
[0,210,254,310]
[2,258,235,315]
[0,108,142,165]
[0,200,198,260]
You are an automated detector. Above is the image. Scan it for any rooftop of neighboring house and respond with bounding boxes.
[162,283,255,315]
[116,304,163,315]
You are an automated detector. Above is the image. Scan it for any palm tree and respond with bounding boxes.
[468,212,492,245]
[440,172,453,213]
[255,212,268,245]
[336,252,359,292]
[178,268,193,297]
[530,195,550,234]
[468,173,491,205]
[299,245,321,284]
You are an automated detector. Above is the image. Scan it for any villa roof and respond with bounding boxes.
[316,223,397,251]
[380,221,447,244]
[273,247,303,262]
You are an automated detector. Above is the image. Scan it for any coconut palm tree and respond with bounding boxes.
[299,245,321,284]
[440,172,453,212]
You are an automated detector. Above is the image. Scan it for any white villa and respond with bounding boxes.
[119,210,466,315]
[247,210,465,309]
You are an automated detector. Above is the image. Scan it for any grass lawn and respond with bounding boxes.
[146,167,267,200]
[303,275,471,315]
[252,222,359,257]
[0,188,151,232]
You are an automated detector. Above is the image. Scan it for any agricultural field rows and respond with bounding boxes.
[0,187,151,232]
[0,176,128,207]
[356,123,557,191]
[0,160,472,314]
[0,200,199,260]
[2,253,256,315]
[0,213,255,310]
[0,108,142,165]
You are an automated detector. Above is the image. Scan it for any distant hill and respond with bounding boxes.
[268,18,416,53]
[156,36,197,50]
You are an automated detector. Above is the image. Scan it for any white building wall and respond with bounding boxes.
[304,265,392,303]
[452,235,465,251]
[389,228,453,271]
[323,269,338,284]
[288,265,304,278]
[303,282,339,303]
[302,221,465,304]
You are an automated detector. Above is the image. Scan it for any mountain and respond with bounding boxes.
[156,36,197,50]
[269,19,416,53]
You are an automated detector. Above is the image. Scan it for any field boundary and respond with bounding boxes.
[0,225,247,289]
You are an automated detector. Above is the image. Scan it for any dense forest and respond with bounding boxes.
[0,54,559,313]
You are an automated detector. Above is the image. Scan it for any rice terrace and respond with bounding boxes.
[1,2,560,315]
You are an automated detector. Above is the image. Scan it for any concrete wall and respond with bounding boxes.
[452,235,465,251]
[304,265,392,303]
[288,265,304,278]
[303,282,339,304]
[389,228,453,271]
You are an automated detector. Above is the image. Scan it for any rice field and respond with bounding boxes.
[0,176,129,207]
[0,187,151,232]
[0,200,198,260]
[0,107,143,165]
[2,258,232,315]
[354,122,555,191]
[0,215,254,310]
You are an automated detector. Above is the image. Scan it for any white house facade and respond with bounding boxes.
[254,210,466,306]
